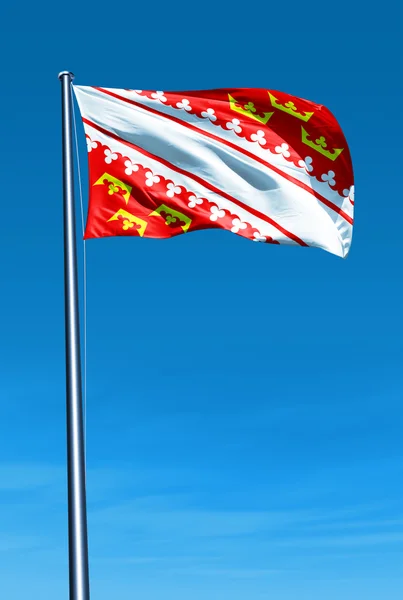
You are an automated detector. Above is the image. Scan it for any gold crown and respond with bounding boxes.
[93,173,132,204]
[228,94,273,125]
[150,204,192,232]
[108,209,148,236]
[301,128,344,161]
[268,93,314,122]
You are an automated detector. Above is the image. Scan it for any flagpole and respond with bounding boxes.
[59,70,90,600]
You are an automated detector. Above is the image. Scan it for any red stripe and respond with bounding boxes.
[82,117,308,247]
[93,86,353,226]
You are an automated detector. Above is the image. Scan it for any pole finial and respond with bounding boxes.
[58,71,75,81]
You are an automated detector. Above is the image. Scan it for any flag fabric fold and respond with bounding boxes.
[73,85,354,257]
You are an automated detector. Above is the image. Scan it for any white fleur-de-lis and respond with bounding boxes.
[231,218,248,234]
[104,149,118,164]
[166,182,181,198]
[86,138,98,152]
[210,206,225,221]
[321,170,336,187]
[201,108,217,121]
[188,195,203,208]
[176,99,192,111]
[298,156,314,173]
[151,90,167,103]
[253,232,266,242]
[226,118,242,134]
[124,160,139,176]
[145,171,160,187]
[250,130,267,146]
[343,184,355,205]
[274,143,291,158]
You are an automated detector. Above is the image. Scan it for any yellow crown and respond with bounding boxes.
[108,209,148,237]
[93,173,132,204]
[228,94,273,125]
[268,93,314,122]
[150,204,192,233]
[301,128,344,161]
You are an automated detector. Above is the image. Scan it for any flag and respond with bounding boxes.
[73,86,354,257]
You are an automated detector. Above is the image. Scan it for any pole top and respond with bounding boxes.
[58,71,75,81]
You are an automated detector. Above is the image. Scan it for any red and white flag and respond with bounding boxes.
[73,86,354,257]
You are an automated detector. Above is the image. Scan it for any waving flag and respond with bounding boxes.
[73,86,354,257]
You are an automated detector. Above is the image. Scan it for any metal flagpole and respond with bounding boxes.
[59,70,90,600]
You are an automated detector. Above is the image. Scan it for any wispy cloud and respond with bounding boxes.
[0,534,42,552]
[1,460,402,585]
[277,532,403,548]
[163,567,282,578]
[90,497,400,538]
[0,464,64,491]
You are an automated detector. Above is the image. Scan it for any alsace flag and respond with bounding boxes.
[73,86,354,257]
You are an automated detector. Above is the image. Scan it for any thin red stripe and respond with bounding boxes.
[82,117,307,247]
[93,86,353,226]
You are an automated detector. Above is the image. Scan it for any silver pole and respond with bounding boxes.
[59,70,90,600]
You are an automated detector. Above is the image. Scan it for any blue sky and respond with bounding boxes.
[1,1,402,598]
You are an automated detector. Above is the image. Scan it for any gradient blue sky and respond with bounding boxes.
[1,1,402,599]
